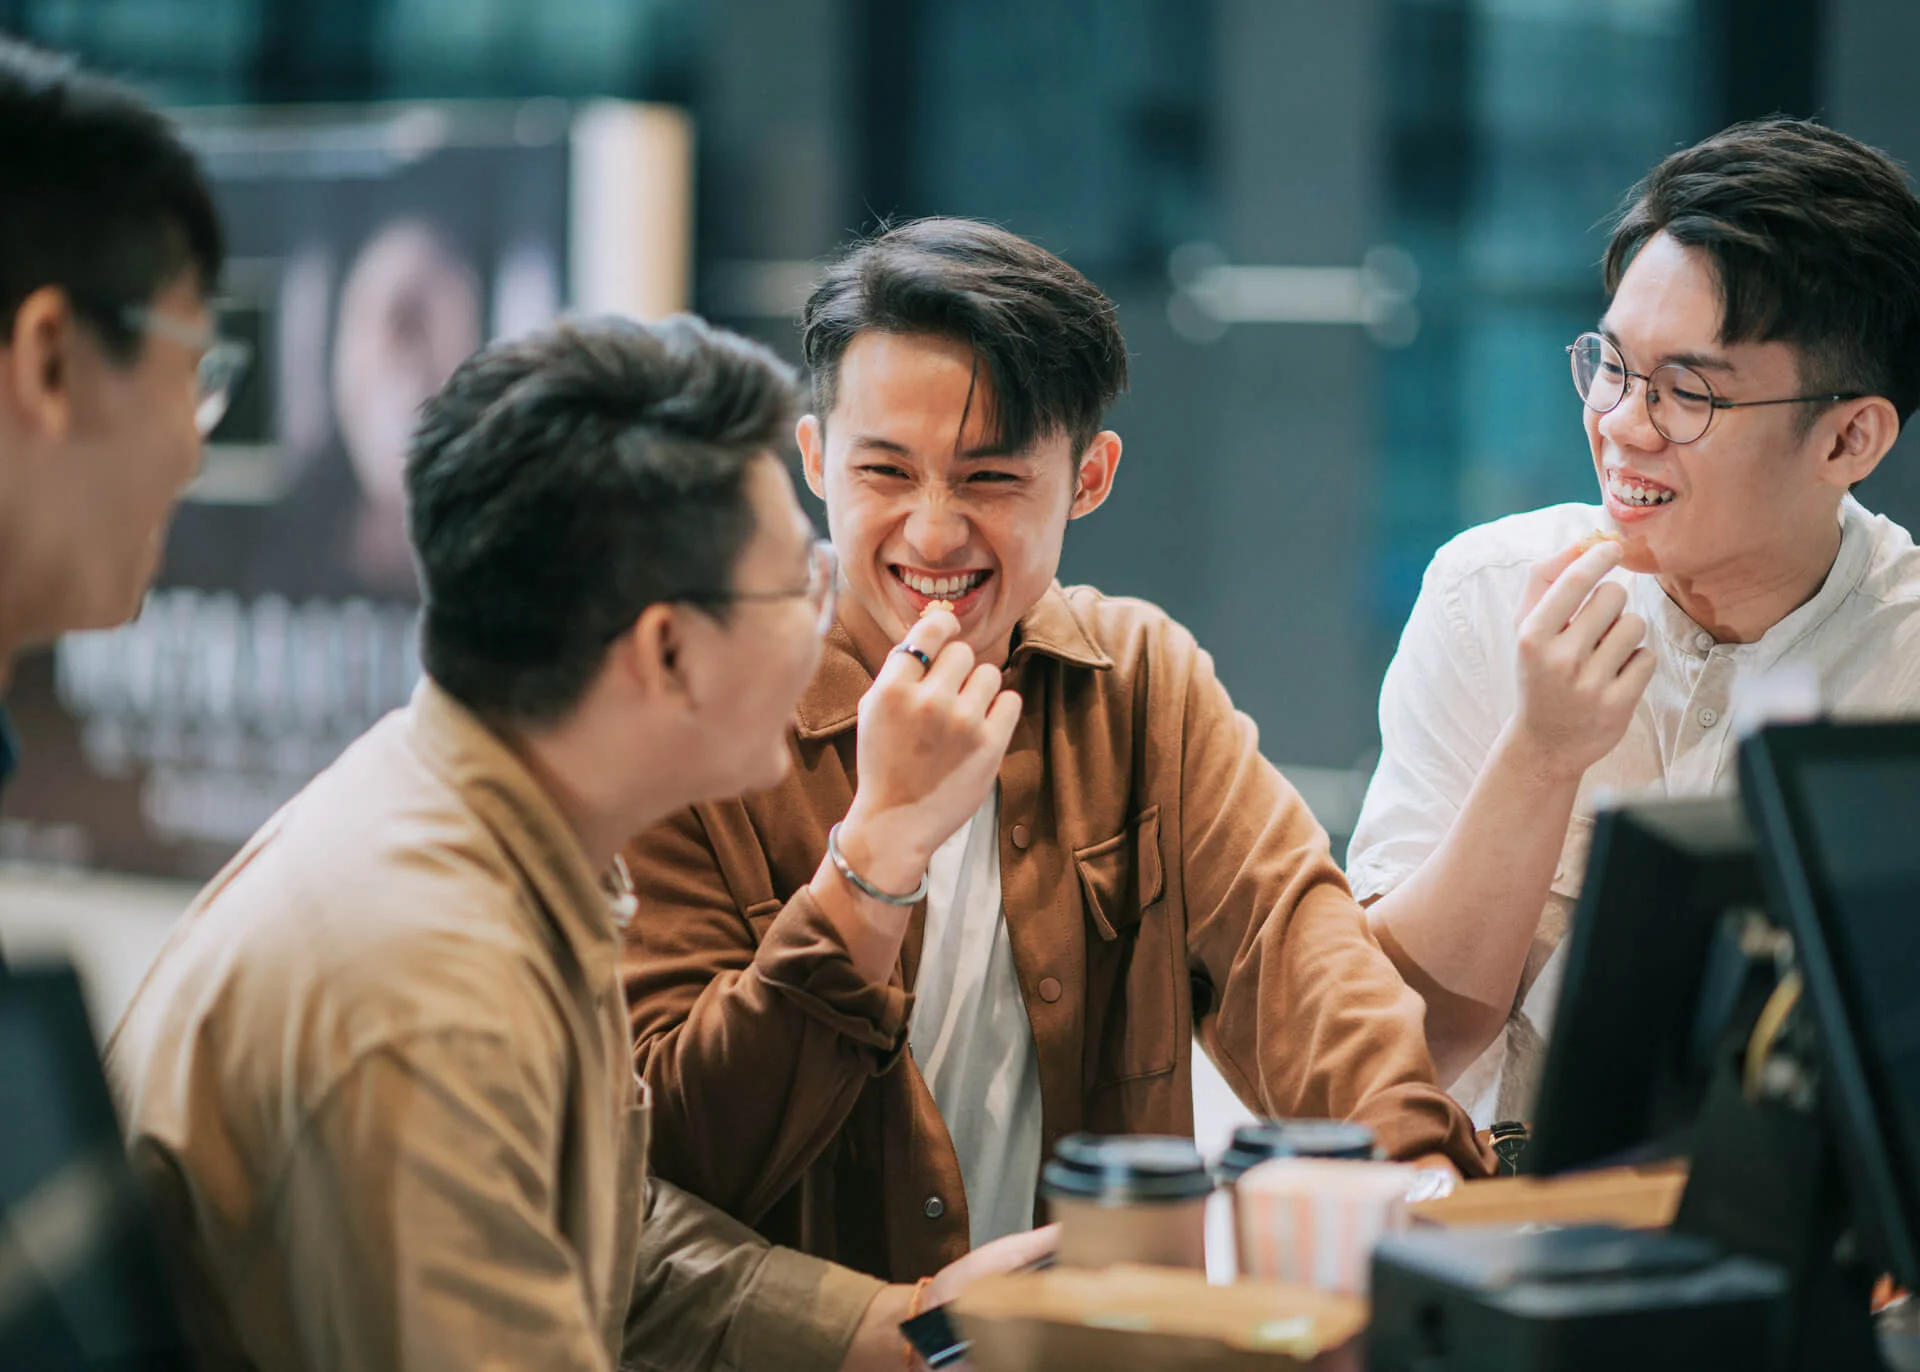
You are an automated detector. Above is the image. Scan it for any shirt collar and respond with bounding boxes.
[404,678,627,982]
[1639,497,1874,660]
[794,582,1114,741]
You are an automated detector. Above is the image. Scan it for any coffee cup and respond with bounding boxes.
[1040,1133,1213,1272]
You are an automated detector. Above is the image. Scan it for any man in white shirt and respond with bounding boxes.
[1349,118,1920,1127]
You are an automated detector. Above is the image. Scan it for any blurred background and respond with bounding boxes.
[3,0,1919,1043]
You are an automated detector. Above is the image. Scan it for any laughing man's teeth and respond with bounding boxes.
[900,570,988,597]
[1606,471,1676,507]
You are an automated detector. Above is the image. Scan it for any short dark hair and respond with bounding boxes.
[0,39,223,357]
[408,315,802,724]
[800,217,1129,455]
[1604,118,1920,427]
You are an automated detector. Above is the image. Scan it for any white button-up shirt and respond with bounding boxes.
[1348,495,1920,1127]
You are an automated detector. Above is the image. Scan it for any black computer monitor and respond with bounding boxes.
[1527,794,1767,1175]
[0,964,188,1370]
[1741,719,1920,1290]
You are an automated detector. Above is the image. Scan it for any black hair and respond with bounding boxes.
[800,217,1128,454]
[0,38,223,356]
[407,314,802,724]
[1605,118,1920,427]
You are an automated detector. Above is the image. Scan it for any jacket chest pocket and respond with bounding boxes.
[1075,807,1177,1084]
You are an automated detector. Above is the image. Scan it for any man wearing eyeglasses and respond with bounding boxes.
[108,314,1055,1371]
[1349,118,1920,1128]
[0,40,239,970]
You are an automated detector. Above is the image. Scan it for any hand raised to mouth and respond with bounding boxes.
[829,605,1022,904]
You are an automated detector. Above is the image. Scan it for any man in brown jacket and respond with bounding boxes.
[107,315,1050,1372]
[622,219,1492,1287]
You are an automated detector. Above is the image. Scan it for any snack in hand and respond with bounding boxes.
[922,599,955,618]
[1575,528,1625,554]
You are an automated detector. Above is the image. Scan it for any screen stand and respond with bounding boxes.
[1675,1059,1884,1370]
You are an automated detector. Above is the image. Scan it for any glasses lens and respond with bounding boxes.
[1649,363,1714,444]
[1571,334,1626,412]
[195,341,250,438]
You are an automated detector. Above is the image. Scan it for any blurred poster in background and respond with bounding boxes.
[3,100,691,879]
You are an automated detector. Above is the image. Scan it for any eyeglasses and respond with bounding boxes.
[1567,332,1860,445]
[674,538,840,638]
[120,305,254,437]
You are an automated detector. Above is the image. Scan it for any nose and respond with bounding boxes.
[1596,374,1669,452]
[902,487,971,563]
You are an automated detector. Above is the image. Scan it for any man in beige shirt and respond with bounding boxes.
[106,315,1048,1371]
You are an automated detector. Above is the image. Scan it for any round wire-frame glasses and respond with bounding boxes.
[1567,331,1861,445]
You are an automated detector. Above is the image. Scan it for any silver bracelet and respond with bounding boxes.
[826,823,929,907]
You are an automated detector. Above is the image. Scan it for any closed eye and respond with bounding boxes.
[858,464,910,479]
[967,470,1020,484]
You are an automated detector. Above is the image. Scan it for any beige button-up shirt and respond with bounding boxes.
[106,680,882,1372]
[1350,496,1920,1126]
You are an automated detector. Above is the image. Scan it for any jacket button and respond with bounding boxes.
[924,1195,945,1219]
[1011,824,1031,850]
[1039,976,1063,1003]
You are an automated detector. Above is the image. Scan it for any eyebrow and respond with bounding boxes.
[1598,323,1735,373]
[848,435,1034,462]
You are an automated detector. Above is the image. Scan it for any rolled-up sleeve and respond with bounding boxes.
[623,1178,884,1372]
[622,804,910,1225]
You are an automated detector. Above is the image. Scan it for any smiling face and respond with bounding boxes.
[799,330,1119,668]
[1585,231,1865,594]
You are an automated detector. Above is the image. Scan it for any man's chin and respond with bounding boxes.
[1616,536,1662,577]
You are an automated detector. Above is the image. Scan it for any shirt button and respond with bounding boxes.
[1695,631,1715,652]
[1698,707,1720,727]
[1011,824,1031,850]
[1039,976,1063,1003]
[924,1196,945,1219]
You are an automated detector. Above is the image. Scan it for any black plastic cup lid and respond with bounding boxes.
[1039,1133,1214,1204]
[1215,1119,1378,1183]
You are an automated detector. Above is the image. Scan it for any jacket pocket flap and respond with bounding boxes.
[1074,806,1165,941]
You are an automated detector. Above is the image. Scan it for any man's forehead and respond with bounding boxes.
[1603,233,1742,364]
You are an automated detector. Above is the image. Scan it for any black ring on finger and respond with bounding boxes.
[894,644,934,673]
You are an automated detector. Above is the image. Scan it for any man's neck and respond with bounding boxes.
[499,719,684,876]
[1656,513,1845,645]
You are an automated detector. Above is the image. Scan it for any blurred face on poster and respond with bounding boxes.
[332,219,482,588]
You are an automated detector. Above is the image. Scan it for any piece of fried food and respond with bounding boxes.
[922,599,955,618]
[1576,528,1626,554]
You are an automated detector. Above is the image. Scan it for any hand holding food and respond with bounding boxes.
[1506,534,1656,780]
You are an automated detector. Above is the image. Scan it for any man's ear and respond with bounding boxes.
[798,414,827,500]
[610,602,691,704]
[1821,395,1901,490]
[3,286,77,443]
[1069,430,1123,519]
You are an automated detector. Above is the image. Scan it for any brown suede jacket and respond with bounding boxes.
[621,584,1491,1283]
